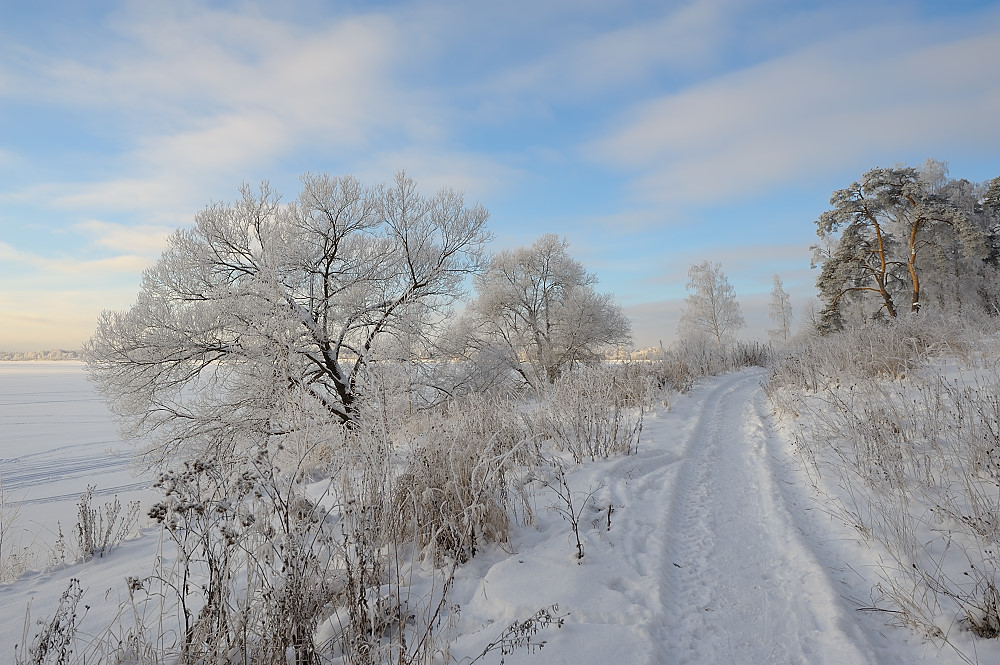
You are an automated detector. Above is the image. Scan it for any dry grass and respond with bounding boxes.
[768,317,1000,647]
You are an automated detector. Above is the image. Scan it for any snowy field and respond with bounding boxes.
[1,362,997,663]
[0,362,154,551]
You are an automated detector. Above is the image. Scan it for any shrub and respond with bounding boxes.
[526,363,649,463]
[769,313,989,392]
[769,321,1000,644]
[15,579,85,665]
[75,487,140,561]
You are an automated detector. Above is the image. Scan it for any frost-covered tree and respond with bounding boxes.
[768,274,793,343]
[677,260,744,346]
[985,176,1000,216]
[812,161,989,329]
[84,172,490,461]
[461,234,632,387]
[915,176,1000,314]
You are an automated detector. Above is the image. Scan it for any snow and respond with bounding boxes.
[0,362,155,551]
[1,362,996,663]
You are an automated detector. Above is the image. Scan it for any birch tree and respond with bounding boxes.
[85,172,490,461]
[677,260,744,346]
[768,274,793,343]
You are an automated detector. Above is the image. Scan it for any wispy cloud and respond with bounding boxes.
[74,220,174,256]
[591,12,1000,203]
[0,241,153,278]
[483,0,732,99]
[22,7,400,130]
[1,6,420,216]
[355,148,524,202]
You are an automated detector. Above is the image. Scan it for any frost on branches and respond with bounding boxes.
[84,171,490,461]
[459,234,632,387]
[812,160,996,331]
[677,260,744,347]
[768,274,793,344]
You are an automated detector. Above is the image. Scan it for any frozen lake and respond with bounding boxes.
[0,362,153,552]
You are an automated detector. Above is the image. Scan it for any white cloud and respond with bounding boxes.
[484,0,732,98]
[132,113,290,177]
[4,6,424,217]
[74,220,174,256]
[354,148,524,202]
[0,240,153,279]
[30,7,401,133]
[591,15,1000,203]
[40,178,191,218]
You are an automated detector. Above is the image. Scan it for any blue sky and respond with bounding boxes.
[2,0,999,351]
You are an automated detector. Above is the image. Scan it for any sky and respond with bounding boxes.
[1,0,999,352]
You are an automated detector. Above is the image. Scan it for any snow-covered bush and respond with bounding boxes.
[526,363,651,463]
[769,319,1000,642]
[102,382,544,664]
[14,579,85,665]
[74,488,139,561]
[647,339,772,394]
[769,313,993,392]
[393,393,535,564]
[136,441,343,664]
[1,481,34,585]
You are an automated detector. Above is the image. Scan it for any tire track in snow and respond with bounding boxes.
[0,438,149,505]
[653,369,878,665]
[603,370,754,662]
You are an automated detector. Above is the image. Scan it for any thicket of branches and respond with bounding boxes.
[4,358,683,664]
[28,174,653,664]
[457,234,632,388]
[85,171,491,466]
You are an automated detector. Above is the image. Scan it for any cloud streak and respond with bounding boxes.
[0,240,153,279]
[483,0,732,99]
[1,6,427,216]
[592,12,1000,203]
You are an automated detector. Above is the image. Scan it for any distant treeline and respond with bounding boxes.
[0,349,81,361]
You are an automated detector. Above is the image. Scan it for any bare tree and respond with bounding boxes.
[85,171,490,461]
[461,234,631,387]
[768,274,793,343]
[677,260,744,346]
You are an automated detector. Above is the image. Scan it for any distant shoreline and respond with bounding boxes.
[0,350,82,361]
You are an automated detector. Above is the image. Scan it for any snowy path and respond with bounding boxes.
[453,369,896,665]
[650,369,876,664]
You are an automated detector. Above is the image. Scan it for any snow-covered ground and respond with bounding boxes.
[0,362,155,552]
[1,363,995,663]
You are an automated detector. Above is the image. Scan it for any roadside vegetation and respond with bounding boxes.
[767,314,1000,649]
